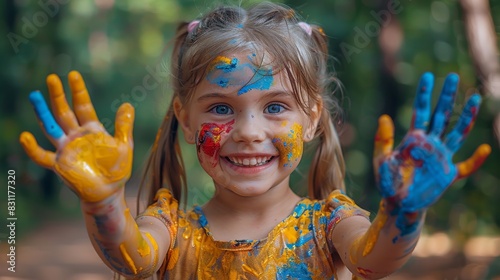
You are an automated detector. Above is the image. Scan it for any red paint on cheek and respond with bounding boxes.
[196,120,235,157]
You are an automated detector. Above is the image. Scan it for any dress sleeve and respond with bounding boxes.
[326,190,370,234]
[137,188,179,258]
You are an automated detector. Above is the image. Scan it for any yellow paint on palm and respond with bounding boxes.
[400,163,414,186]
[166,247,179,270]
[350,200,388,264]
[54,131,132,202]
[273,123,303,167]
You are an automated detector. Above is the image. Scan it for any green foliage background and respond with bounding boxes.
[1,0,499,245]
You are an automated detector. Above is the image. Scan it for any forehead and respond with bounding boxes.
[201,51,292,95]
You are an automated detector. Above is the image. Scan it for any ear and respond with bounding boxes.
[304,99,322,142]
[173,96,196,144]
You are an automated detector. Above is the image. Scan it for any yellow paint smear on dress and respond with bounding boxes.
[156,196,362,279]
[282,226,299,244]
[242,263,259,277]
[166,247,179,270]
[350,200,388,264]
[119,243,138,274]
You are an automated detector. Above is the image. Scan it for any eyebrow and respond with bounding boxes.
[196,90,293,103]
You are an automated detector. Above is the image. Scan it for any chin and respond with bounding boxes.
[225,184,274,197]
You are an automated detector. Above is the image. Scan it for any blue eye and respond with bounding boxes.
[210,105,233,115]
[265,104,284,114]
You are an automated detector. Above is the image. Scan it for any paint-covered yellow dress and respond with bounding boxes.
[140,188,370,279]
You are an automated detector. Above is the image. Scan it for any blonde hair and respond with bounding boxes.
[138,2,345,210]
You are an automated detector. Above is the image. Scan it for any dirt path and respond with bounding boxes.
[0,218,112,280]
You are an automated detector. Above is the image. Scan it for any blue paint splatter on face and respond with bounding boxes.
[29,91,64,139]
[237,67,274,95]
[216,58,238,72]
[205,55,274,95]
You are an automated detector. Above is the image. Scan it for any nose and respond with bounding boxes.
[231,114,266,143]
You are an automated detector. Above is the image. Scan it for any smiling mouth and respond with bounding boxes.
[225,156,275,167]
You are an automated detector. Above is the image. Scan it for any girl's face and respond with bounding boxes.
[175,52,320,197]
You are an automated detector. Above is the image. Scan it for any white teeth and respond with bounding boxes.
[227,156,272,167]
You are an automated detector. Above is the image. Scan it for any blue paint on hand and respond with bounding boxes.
[29,91,64,139]
[375,72,479,238]
[413,72,434,130]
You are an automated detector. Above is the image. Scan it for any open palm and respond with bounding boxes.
[373,73,490,213]
[20,71,135,202]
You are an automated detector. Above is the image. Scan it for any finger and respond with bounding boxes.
[411,72,434,130]
[378,161,396,198]
[455,144,491,180]
[114,103,135,145]
[374,114,394,160]
[29,91,65,145]
[69,71,99,125]
[444,94,481,153]
[19,131,56,169]
[429,73,459,136]
[47,74,79,132]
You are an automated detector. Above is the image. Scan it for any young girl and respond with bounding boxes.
[20,2,491,279]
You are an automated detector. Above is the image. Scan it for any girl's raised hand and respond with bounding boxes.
[373,72,491,213]
[19,71,135,202]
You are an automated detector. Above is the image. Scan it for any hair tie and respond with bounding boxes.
[187,20,200,33]
[298,22,312,36]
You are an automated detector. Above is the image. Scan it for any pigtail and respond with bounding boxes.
[307,23,347,199]
[137,23,190,213]
[308,107,346,199]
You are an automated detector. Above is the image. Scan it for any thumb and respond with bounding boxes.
[455,144,491,181]
[374,114,395,163]
[19,131,56,169]
[114,103,135,146]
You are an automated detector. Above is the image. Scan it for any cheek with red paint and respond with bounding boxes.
[271,123,304,167]
[196,120,234,167]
